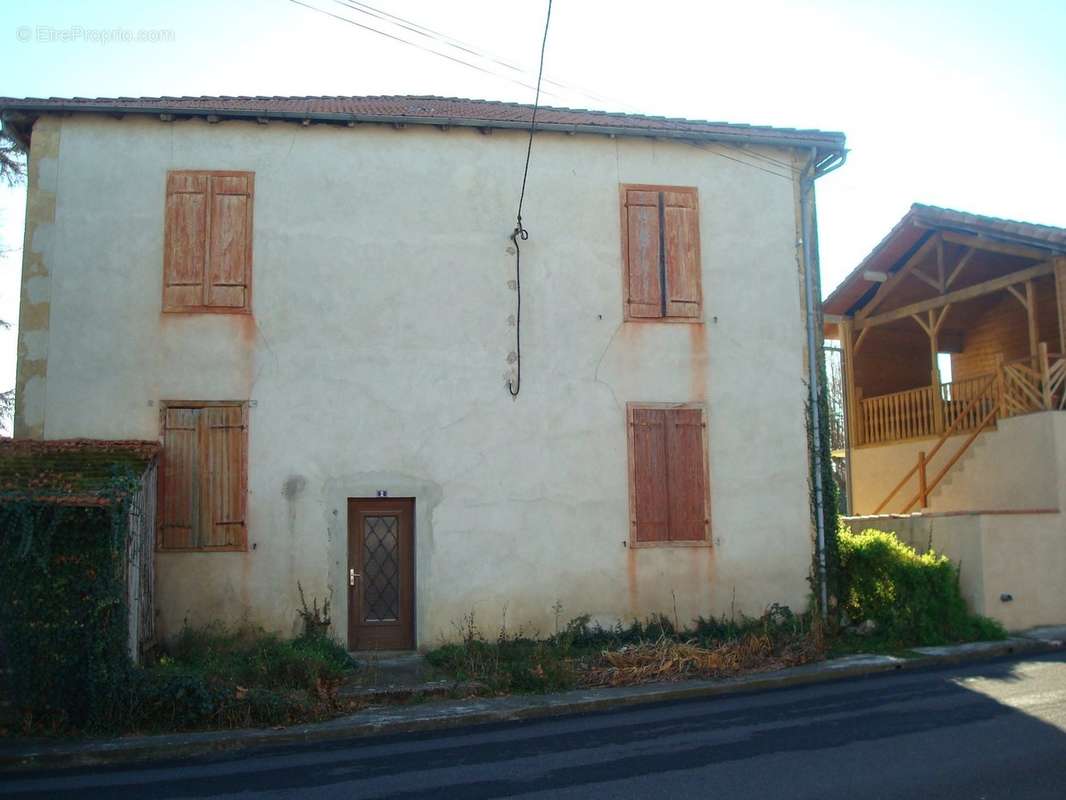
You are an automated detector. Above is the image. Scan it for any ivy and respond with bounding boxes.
[0,470,140,732]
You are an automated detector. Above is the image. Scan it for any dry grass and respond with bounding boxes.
[582,628,824,688]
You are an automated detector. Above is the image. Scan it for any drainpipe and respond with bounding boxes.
[800,146,846,622]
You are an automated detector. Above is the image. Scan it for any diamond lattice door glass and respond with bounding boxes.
[363,516,400,622]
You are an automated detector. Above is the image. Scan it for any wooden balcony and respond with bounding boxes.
[856,344,1066,448]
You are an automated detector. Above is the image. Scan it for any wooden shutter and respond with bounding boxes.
[665,407,708,540]
[160,407,200,549]
[623,189,664,319]
[207,174,253,308]
[163,173,209,310]
[159,403,247,550]
[629,407,670,542]
[202,405,247,547]
[628,404,709,545]
[663,190,702,318]
[163,171,253,312]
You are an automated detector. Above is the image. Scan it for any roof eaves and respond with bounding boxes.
[0,98,847,152]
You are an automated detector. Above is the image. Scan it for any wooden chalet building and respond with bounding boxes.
[824,205,1066,630]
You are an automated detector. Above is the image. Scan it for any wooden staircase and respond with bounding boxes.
[874,343,1066,514]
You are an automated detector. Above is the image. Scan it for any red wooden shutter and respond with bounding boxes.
[207,174,253,309]
[663,190,702,319]
[665,407,708,541]
[202,405,247,547]
[163,173,209,310]
[629,406,670,542]
[160,407,200,548]
[624,189,663,318]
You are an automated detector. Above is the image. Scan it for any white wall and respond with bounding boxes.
[851,411,1063,515]
[22,114,815,646]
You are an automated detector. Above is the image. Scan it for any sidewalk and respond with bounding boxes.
[2,627,1063,772]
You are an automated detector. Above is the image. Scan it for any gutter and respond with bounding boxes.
[0,102,847,154]
[800,145,847,620]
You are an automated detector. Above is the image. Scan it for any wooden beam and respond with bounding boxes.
[853,326,870,354]
[855,260,1056,330]
[911,267,942,291]
[938,230,1056,261]
[863,271,889,282]
[911,313,932,337]
[856,233,941,322]
[1007,284,1028,309]
[945,247,976,288]
[934,303,952,335]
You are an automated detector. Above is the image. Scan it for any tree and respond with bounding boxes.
[0,125,26,430]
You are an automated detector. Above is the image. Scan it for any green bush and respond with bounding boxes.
[838,528,1006,647]
[0,502,132,731]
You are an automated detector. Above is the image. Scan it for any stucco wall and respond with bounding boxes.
[844,511,1066,631]
[851,411,1064,515]
[17,113,816,646]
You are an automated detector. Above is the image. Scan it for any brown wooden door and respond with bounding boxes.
[347,498,415,651]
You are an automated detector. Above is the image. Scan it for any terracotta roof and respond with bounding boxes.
[0,439,159,505]
[823,204,1066,317]
[0,94,846,151]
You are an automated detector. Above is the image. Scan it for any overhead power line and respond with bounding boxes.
[331,0,635,110]
[288,0,558,98]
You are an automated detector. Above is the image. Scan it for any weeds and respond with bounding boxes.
[426,604,822,692]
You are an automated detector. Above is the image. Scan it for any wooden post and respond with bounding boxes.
[1026,280,1039,365]
[1055,257,1066,355]
[928,309,944,433]
[839,318,860,447]
[1040,341,1052,410]
[918,451,928,509]
[994,353,1006,417]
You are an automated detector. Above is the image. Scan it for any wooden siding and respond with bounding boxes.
[952,275,1059,381]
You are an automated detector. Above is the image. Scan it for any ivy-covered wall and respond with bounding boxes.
[0,494,134,730]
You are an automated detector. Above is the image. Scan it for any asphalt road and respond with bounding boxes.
[3,652,1066,799]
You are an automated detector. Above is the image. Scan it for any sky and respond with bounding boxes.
[0,0,1064,431]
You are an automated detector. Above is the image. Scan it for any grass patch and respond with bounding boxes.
[114,624,357,733]
[425,605,823,693]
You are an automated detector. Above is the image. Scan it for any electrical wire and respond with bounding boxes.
[331,0,636,111]
[508,0,553,399]
[288,0,557,98]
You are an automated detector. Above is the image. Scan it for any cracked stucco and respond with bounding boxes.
[14,115,61,438]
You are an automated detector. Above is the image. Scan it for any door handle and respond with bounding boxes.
[349,568,361,587]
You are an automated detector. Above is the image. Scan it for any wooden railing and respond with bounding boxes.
[871,342,1066,514]
[859,384,938,445]
[858,344,1065,448]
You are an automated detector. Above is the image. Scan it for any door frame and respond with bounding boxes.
[346,497,416,651]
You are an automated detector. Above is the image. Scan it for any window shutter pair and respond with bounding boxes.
[628,405,709,543]
[164,171,253,311]
[622,186,702,319]
[160,404,247,550]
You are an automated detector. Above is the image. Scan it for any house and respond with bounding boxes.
[0,95,845,650]
[824,204,1066,629]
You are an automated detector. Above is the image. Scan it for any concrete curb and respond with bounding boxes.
[1,634,1062,772]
